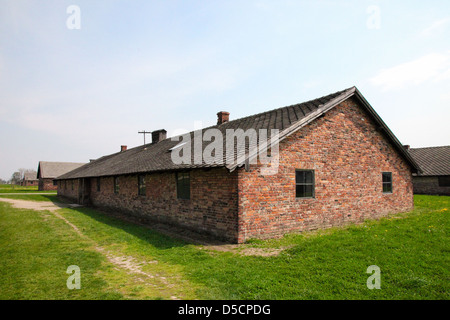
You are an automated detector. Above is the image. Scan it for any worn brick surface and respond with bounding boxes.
[413,176,450,195]
[237,97,414,242]
[57,179,79,197]
[59,168,239,242]
[22,180,38,187]
[39,178,58,191]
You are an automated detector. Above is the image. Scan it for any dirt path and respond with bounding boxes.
[0,197,70,211]
[0,197,180,299]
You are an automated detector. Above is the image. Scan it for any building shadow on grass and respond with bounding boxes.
[53,196,228,250]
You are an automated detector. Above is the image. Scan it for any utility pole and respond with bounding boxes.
[138,130,152,145]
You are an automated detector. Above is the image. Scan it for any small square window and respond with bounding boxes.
[438,176,450,187]
[382,172,392,193]
[138,175,146,196]
[296,170,315,198]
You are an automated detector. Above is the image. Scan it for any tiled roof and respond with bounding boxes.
[409,146,450,176]
[37,161,86,179]
[57,87,420,180]
[23,172,38,181]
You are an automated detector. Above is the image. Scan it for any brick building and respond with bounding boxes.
[408,146,450,196]
[56,87,420,243]
[37,161,86,191]
[22,172,38,186]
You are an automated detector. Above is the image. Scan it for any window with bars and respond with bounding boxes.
[296,170,315,198]
[382,172,393,193]
[176,172,190,200]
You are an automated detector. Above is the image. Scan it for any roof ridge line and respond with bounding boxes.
[215,86,356,128]
[167,86,357,140]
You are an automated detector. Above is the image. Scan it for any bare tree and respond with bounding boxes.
[11,172,21,185]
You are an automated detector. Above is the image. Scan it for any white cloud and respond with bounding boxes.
[420,17,450,37]
[369,52,450,91]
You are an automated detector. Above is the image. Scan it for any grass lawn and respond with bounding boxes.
[0,194,60,202]
[0,194,448,300]
[0,184,56,194]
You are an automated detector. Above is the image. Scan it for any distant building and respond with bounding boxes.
[409,146,450,196]
[37,161,86,191]
[22,172,38,186]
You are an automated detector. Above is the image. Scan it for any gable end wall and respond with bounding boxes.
[237,97,414,242]
[39,178,57,191]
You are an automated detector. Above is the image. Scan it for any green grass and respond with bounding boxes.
[0,184,56,193]
[0,202,122,299]
[0,194,448,299]
[0,194,60,202]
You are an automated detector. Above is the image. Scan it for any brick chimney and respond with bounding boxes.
[217,111,230,125]
[403,145,410,150]
[120,145,127,152]
[152,129,167,143]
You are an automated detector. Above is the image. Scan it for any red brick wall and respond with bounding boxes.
[39,178,58,191]
[57,179,79,198]
[58,168,239,242]
[413,176,450,195]
[22,180,38,187]
[237,97,414,242]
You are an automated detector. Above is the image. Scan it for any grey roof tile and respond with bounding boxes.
[38,161,86,179]
[409,146,450,176]
[23,172,38,181]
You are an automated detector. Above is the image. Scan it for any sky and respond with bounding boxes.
[1,0,449,181]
